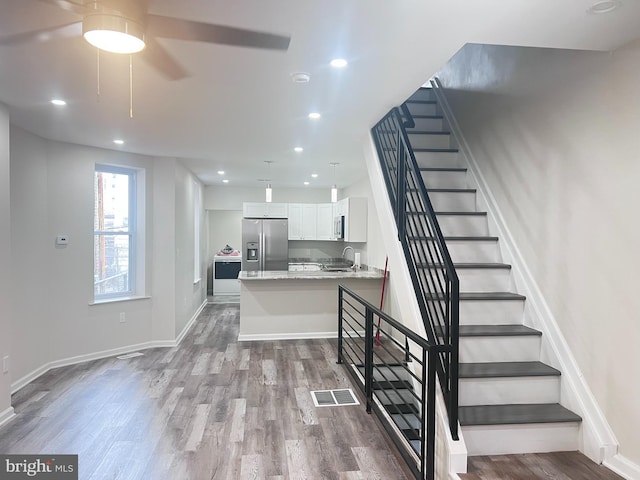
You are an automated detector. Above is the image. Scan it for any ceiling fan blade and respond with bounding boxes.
[147,14,290,51]
[0,22,81,47]
[139,36,189,81]
[35,0,87,15]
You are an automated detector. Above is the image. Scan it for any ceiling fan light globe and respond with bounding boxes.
[83,14,145,54]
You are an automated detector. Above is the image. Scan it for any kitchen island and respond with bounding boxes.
[238,267,385,340]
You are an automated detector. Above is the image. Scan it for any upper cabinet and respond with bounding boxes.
[244,199,366,242]
[316,203,334,240]
[338,197,367,242]
[288,204,317,240]
[243,202,288,218]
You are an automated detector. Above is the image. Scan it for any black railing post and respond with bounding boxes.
[396,130,406,241]
[405,337,410,365]
[449,282,459,440]
[337,286,344,365]
[364,306,374,414]
[421,349,428,480]
[426,348,437,480]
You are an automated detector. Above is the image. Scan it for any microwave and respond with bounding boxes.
[334,215,344,240]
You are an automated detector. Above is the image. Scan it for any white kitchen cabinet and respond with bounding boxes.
[288,204,317,240]
[243,202,288,218]
[316,203,335,240]
[342,197,367,242]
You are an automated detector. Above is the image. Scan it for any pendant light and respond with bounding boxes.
[330,162,339,203]
[265,161,273,203]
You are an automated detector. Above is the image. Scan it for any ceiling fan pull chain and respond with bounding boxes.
[129,55,134,119]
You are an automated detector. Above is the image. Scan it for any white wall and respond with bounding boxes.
[0,103,13,422]
[9,129,205,387]
[174,162,207,337]
[204,185,335,210]
[437,41,640,468]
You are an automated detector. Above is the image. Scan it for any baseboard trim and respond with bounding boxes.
[604,453,640,480]
[11,299,208,395]
[175,299,207,345]
[0,406,15,428]
[238,331,338,342]
[431,77,619,464]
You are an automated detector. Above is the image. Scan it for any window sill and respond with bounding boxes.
[89,295,151,306]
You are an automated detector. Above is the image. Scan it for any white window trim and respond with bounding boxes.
[94,164,145,301]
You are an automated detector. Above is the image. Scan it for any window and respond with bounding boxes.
[94,165,137,299]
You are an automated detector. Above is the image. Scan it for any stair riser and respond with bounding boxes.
[410,117,443,131]
[436,215,489,237]
[460,336,541,363]
[438,241,501,263]
[408,133,452,150]
[462,423,580,456]
[427,191,477,212]
[459,377,560,406]
[458,269,512,293]
[408,90,435,102]
[421,171,468,189]
[459,299,525,326]
[417,268,512,293]
[414,151,463,168]
[406,102,438,116]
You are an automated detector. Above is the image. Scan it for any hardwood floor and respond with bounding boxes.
[460,452,624,480]
[0,303,624,479]
[0,303,411,479]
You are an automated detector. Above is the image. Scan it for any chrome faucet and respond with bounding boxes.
[342,246,354,266]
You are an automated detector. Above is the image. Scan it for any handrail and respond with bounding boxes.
[338,285,450,480]
[371,103,459,440]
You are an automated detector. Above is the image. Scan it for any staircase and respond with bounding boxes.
[377,87,582,457]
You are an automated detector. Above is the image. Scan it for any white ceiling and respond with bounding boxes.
[1,0,638,190]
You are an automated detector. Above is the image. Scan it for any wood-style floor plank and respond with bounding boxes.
[0,303,410,479]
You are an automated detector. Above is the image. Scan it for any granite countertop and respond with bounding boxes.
[239,266,385,281]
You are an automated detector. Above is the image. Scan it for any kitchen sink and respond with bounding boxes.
[321,263,354,272]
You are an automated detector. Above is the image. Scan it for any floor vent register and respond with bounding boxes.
[311,389,359,407]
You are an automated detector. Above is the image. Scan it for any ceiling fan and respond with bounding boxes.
[0,0,291,80]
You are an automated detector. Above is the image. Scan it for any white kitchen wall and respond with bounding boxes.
[0,103,12,423]
[437,41,640,470]
[204,185,334,210]
[8,129,206,388]
[208,210,242,255]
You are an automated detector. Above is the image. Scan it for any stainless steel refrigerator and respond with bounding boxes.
[241,218,289,271]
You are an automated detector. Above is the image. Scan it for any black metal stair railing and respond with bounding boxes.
[371,105,459,440]
[338,285,451,480]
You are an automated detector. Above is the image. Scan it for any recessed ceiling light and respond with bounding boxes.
[308,112,321,120]
[113,139,124,145]
[51,99,66,106]
[222,179,229,183]
[294,147,304,153]
[311,173,318,178]
[218,170,225,175]
[304,181,310,186]
[291,72,311,83]
[587,0,621,13]
[330,58,348,68]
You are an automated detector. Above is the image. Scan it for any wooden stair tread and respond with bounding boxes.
[457,325,541,337]
[459,361,561,378]
[459,403,582,426]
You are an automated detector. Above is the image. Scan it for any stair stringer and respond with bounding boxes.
[363,133,468,478]
[430,77,619,465]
